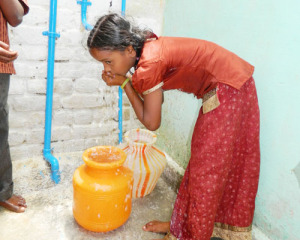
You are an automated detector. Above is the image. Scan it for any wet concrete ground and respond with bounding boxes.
[0,152,177,240]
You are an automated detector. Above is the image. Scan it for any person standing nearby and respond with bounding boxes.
[0,0,29,213]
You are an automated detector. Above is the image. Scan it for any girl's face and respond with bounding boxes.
[89,46,136,76]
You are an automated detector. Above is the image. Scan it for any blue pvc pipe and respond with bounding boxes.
[77,0,93,30]
[118,0,126,144]
[121,0,126,16]
[42,0,61,184]
[78,0,126,144]
[118,88,123,143]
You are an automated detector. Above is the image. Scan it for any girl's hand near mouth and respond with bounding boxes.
[102,70,126,87]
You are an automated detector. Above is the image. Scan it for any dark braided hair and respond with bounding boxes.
[87,13,156,58]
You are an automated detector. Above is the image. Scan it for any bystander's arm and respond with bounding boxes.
[0,0,26,27]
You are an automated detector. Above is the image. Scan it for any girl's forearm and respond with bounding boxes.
[123,81,162,131]
[123,82,146,125]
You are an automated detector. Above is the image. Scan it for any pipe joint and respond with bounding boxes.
[77,0,91,7]
[42,31,60,39]
[77,0,93,30]
[43,148,61,184]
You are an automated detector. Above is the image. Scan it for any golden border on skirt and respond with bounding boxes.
[214,222,252,232]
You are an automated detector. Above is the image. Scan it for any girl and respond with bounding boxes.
[87,13,260,240]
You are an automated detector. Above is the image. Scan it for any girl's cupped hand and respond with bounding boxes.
[102,71,126,86]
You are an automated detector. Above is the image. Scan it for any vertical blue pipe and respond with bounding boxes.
[78,0,125,144]
[42,0,61,184]
[118,0,126,144]
[121,0,126,16]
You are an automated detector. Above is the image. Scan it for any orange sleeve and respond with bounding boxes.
[131,60,164,95]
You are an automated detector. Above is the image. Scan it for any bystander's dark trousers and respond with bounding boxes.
[0,73,13,201]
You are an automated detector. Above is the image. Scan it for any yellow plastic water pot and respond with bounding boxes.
[73,146,133,232]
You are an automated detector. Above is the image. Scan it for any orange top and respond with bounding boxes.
[132,37,254,98]
[0,0,29,74]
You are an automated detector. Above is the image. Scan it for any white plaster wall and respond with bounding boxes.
[7,0,165,160]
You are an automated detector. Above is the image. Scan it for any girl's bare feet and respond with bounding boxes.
[143,220,170,234]
[0,194,27,213]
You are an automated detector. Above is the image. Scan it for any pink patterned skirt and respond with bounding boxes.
[170,77,260,240]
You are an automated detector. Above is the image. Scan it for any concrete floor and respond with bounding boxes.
[0,152,177,240]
